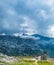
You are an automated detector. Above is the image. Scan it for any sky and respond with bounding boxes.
[0,0,54,37]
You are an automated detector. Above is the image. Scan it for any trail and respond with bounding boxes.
[34,60,38,65]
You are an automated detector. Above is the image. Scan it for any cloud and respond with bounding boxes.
[36,9,49,20]
[26,0,54,8]
[25,0,54,20]
[13,33,22,37]
[2,19,18,30]
[0,33,6,36]
[0,0,54,37]
[7,9,15,15]
[20,16,38,35]
[47,25,54,37]
[0,0,18,5]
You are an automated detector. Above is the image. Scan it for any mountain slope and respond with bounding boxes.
[0,34,54,58]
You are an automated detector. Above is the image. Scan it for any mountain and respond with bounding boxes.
[0,34,54,58]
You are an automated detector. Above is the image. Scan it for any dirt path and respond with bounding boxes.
[34,62,38,65]
[34,60,38,65]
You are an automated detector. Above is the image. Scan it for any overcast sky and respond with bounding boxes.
[0,0,54,37]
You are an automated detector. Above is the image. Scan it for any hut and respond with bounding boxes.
[41,50,47,60]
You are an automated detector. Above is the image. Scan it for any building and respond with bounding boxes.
[41,50,47,60]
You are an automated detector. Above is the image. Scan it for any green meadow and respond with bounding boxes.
[0,56,54,65]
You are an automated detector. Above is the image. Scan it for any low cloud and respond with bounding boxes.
[0,0,54,37]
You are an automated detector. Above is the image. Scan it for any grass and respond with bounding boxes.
[38,61,53,65]
[0,56,54,65]
[0,61,54,65]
